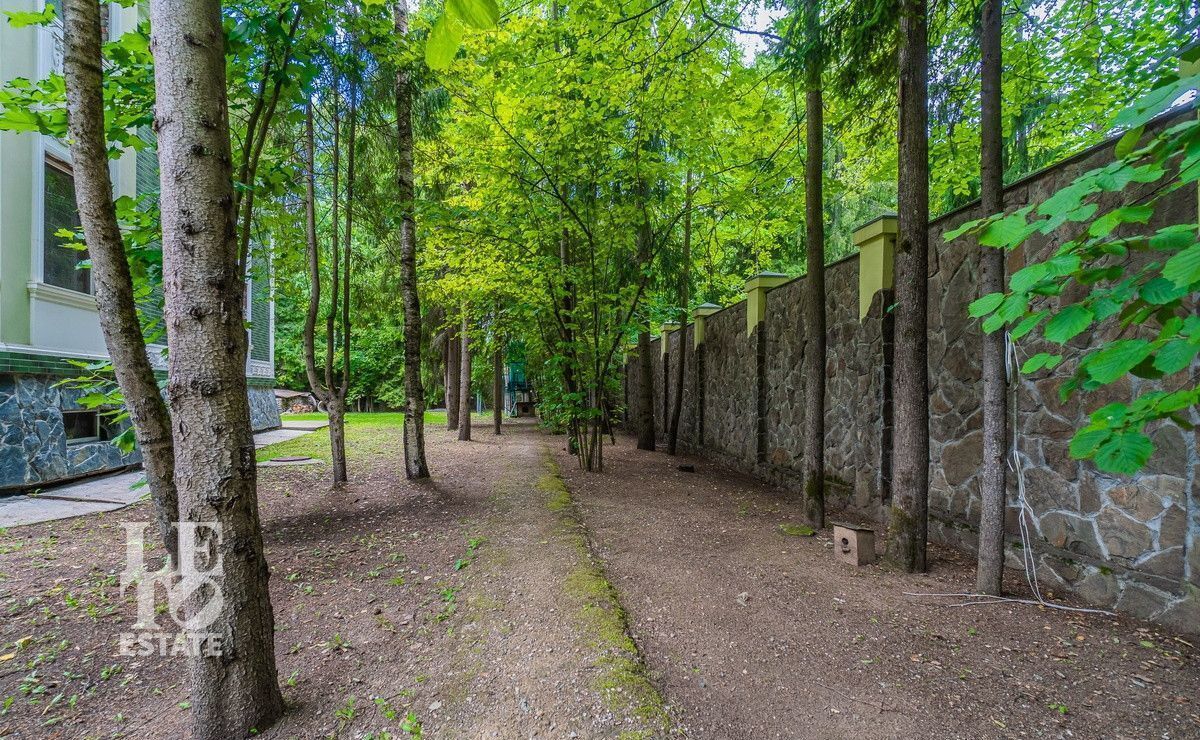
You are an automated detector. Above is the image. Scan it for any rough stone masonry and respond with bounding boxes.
[624,108,1199,634]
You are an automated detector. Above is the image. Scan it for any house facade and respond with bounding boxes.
[0,1,280,493]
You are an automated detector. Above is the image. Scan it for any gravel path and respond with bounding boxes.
[554,433,1200,739]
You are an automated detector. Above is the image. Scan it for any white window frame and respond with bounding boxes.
[31,0,119,293]
[62,409,101,445]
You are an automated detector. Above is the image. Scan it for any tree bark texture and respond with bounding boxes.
[446,322,461,430]
[62,0,179,563]
[802,0,826,529]
[667,172,692,456]
[493,345,503,434]
[458,314,472,441]
[885,0,930,573]
[301,100,347,485]
[394,0,429,479]
[148,0,284,733]
[635,214,656,451]
[976,0,1008,595]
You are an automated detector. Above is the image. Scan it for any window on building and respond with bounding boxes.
[62,411,99,443]
[42,159,90,294]
[62,410,117,444]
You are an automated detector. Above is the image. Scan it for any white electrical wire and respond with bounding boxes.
[906,331,1116,617]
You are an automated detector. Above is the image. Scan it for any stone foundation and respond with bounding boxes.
[0,374,281,493]
[0,373,139,491]
[248,384,282,432]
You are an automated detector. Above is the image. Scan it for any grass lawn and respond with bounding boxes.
[259,411,492,462]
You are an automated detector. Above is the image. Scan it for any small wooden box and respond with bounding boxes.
[833,523,876,566]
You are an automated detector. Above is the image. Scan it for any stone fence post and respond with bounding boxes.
[692,303,721,448]
[745,272,789,464]
[854,214,898,502]
[660,322,680,432]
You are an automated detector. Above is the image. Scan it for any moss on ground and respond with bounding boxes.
[538,452,671,735]
[778,523,815,537]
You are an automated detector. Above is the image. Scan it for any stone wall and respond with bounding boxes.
[0,374,140,491]
[1,375,281,493]
[623,109,1199,633]
[248,384,282,432]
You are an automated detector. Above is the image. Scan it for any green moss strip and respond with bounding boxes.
[538,452,670,735]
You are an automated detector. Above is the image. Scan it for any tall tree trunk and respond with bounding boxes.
[328,395,347,482]
[885,0,931,572]
[802,0,826,529]
[635,219,656,451]
[148,0,283,733]
[301,102,327,414]
[62,0,179,563]
[458,314,472,441]
[326,77,347,484]
[493,343,503,434]
[394,0,429,479]
[559,227,581,452]
[667,171,692,456]
[300,101,344,482]
[446,322,461,430]
[975,0,1007,595]
[337,73,357,483]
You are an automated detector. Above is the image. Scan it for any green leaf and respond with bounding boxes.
[1114,126,1144,159]
[1092,431,1153,476]
[4,5,55,27]
[996,294,1029,323]
[1087,205,1153,238]
[981,313,1006,334]
[1115,73,1200,129]
[944,218,982,242]
[1149,225,1195,252]
[1139,277,1188,305]
[1010,310,1047,340]
[1153,340,1200,374]
[447,0,499,29]
[1042,304,1093,344]
[1020,353,1061,374]
[425,15,464,70]
[980,212,1033,248]
[1083,339,1153,384]
[1009,263,1048,293]
[968,292,1003,318]
[1162,243,1200,287]
[1068,428,1110,459]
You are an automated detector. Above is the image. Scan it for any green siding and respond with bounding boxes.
[250,260,271,362]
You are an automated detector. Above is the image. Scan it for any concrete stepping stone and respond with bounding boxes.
[0,495,124,527]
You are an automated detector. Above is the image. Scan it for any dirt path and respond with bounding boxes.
[427,424,665,738]
[0,418,661,739]
[3,418,1198,738]
[554,434,1200,739]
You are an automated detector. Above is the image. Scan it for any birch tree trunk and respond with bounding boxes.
[885,0,930,572]
[975,0,1008,595]
[62,0,179,563]
[148,0,283,733]
[458,314,472,441]
[394,0,430,478]
[801,0,826,529]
